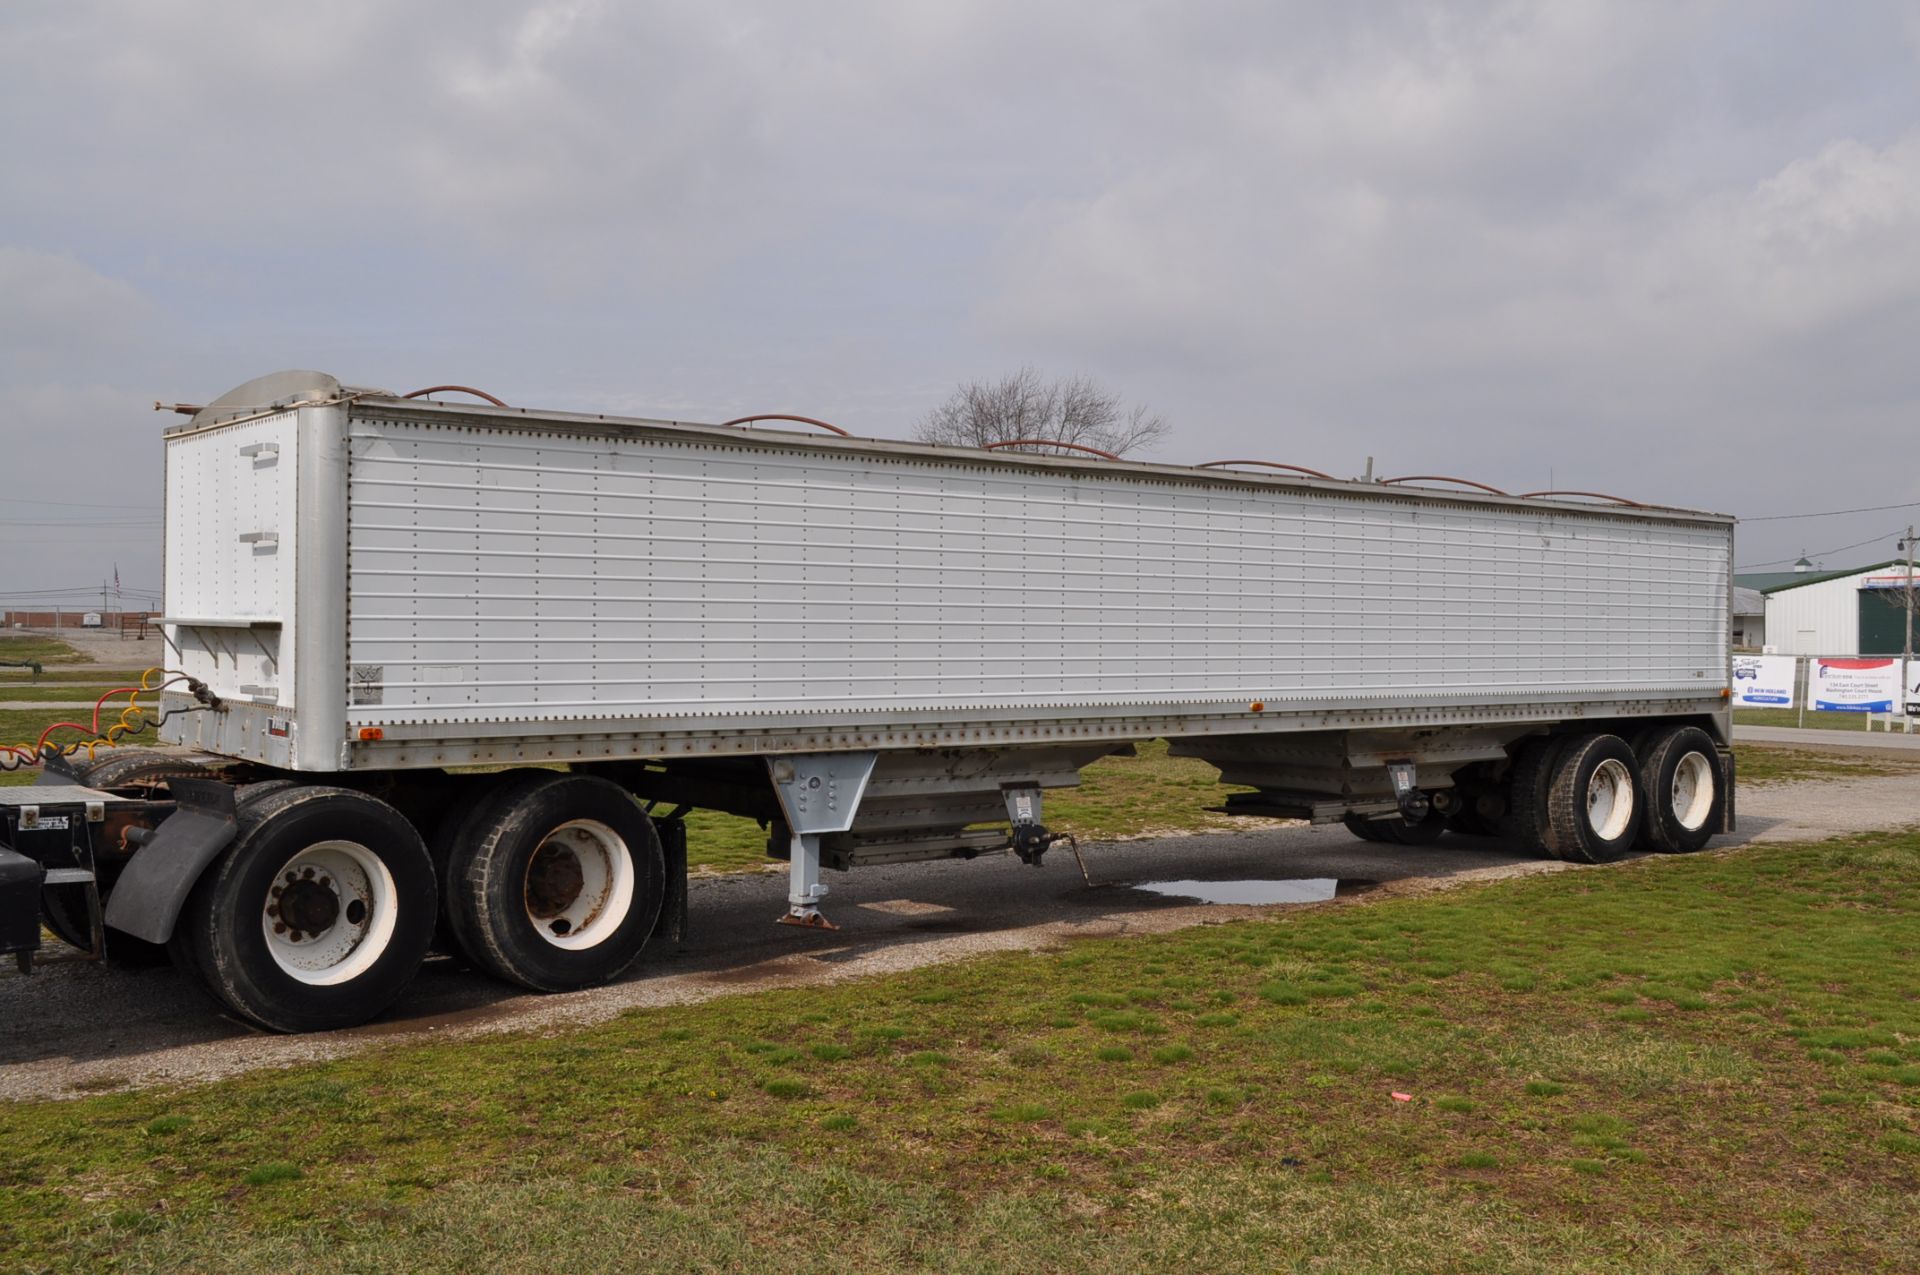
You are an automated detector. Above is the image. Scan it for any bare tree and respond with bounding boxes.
[913,368,1168,457]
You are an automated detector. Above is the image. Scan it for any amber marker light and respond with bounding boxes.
[358,727,385,741]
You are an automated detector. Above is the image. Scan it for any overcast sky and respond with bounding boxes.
[4,0,1919,604]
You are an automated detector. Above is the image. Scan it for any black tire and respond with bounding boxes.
[168,785,436,1032]
[1541,734,1643,865]
[426,770,555,959]
[1501,735,1569,857]
[1635,726,1725,855]
[74,749,212,796]
[443,774,665,993]
[38,883,93,951]
[1343,809,1446,845]
[1445,808,1502,838]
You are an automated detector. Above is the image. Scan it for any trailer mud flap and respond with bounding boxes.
[102,778,239,945]
[1721,748,1736,834]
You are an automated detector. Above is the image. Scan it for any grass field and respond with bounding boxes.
[0,634,95,668]
[0,683,161,703]
[1736,745,1919,786]
[1,830,1916,1271]
[1733,707,1893,732]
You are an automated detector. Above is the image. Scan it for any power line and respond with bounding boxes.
[1736,528,1904,571]
[1742,499,1920,523]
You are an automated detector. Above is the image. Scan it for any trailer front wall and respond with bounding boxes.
[339,413,1730,735]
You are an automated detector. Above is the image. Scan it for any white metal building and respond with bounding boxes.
[1762,560,1916,655]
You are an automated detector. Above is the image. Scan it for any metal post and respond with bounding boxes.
[1904,525,1915,717]
[785,832,830,927]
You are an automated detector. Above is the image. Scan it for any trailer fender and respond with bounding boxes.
[102,777,239,944]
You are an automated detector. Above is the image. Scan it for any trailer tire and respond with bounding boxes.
[1541,734,1642,864]
[168,785,436,1032]
[1343,810,1445,845]
[443,774,665,993]
[74,749,214,796]
[1501,735,1569,857]
[1445,809,1500,838]
[1635,726,1724,855]
[427,770,555,959]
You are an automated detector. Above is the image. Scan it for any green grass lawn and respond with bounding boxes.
[1734,707,1892,732]
[0,682,158,703]
[0,634,93,668]
[1737,745,1920,786]
[2,831,1916,1271]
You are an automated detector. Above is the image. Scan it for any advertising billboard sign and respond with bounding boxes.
[1731,654,1796,708]
[1809,657,1901,712]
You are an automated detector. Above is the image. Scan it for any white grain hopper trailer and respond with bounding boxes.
[0,371,1734,1031]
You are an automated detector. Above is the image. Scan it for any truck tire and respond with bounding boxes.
[168,785,437,1032]
[74,749,212,796]
[1343,810,1445,845]
[42,751,217,965]
[1445,809,1501,838]
[426,769,555,959]
[1635,726,1724,854]
[1540,734,1642,864]
[1501,735,1569,856]
[443,774,665,993]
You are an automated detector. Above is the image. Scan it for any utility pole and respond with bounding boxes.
[1905,525,1916,717]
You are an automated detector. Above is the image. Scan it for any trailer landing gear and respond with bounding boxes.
[766,752,877,931]
[779,832,838,930]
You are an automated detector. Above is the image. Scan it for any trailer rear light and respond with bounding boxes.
[358,728,384,741]
[1249,702,1265,713]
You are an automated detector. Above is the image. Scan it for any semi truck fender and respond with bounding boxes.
[102,777,239,944]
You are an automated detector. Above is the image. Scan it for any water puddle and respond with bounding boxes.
[1132,878,1370,905]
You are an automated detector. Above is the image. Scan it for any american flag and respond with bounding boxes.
[113,564,121,597]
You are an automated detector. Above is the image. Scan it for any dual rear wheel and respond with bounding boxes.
[1511,726,1725,862]
[1346,726,1726,863]
[167,773,666,1032]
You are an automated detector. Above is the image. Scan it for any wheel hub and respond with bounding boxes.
[520,820,635,950]
[525,839,587,922]
[259,840,398,985]
[270,871,340,942]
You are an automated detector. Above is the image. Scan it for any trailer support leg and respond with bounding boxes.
[779,832,836,930]
[765,751,878,933]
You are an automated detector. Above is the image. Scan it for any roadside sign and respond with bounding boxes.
[1809,656,1901,712]
[1731,654,1796,707]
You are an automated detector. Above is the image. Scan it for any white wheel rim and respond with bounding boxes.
[1671,751,1714,831]
[261,841,398,986]
[1585,758,1634,841]
[523,819,634,950]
